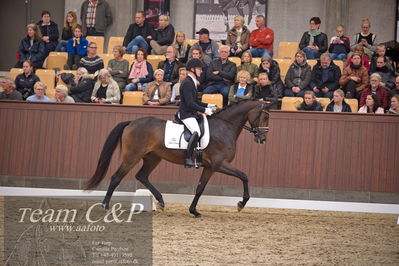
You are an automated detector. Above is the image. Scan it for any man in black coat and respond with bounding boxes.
[179,59,216,167]
[36,11,59,54]
[123,11,154,54]
[310,52,341,98]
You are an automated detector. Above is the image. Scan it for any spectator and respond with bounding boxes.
[370,56,395,91]
[15,24,46,69]
[66,26,88,70]
[171,67,187,104]
[143,69,171,105]
[345,44,370,71]
[190,47,207,91]
[370,44,393,73]
[79,42,104,74]
[107,45,129,91]
[297,90,323,111]
[249,15,274,57]
[123,11,154,55]
[36,10,59,54]
[254,72,278,106]
[257,55,283,97]
[339,52,369,99]
[204,45,237,106]
[351,18,377,57]
[359,73,389,110]
[325,89,352,112]
[328,25,350,60]
[125,48,153,91]
[26,82,51,102]
[358,94,384,114]
[188,28,219,66]
[150,15,175,55]
[50,85,75,103]
[157,46,184,85]
[172,31,191,64]
[284,50,312,97]
[226,15,250,57]
[0,77,22,101]
[387,94,399,114]
[15,60,40,100]
[91,69,120,104]
[299,17,328,59]
[310,52,341,98]
[228,70,254,104]
[390,76,399,97]
[56,11,79,52]
[69,67,95,103]
[81,0,113,36]
[237,50,258,84]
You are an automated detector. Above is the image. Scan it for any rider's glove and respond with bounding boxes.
[204,108,214,116]
[207,103,218,108]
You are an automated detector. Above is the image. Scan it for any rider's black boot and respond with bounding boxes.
[184,132,199,168]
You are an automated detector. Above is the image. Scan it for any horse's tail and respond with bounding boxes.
[84,121,131,190]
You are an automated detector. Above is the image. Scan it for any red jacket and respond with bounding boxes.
[359,86,389,110]
[345,55,370,71]
[249,27,274,52]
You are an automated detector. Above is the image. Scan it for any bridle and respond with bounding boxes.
[242,102,270,140]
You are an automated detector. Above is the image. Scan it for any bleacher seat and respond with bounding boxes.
[228,57,241,67]
[99,53,113,68]
[36,69,56,93]
[147,55,166,71]
[307,59,318,70]
[107,37,124,54]
[345,98,358,112]
[316,97,331,111]
[57,70,77,85]
[201,93,223,108]
[277,42,299,59]
[281,97,303,111]
[333,60,344,73]
[186,39,199,46]
[274,58,292,81]
[9,68,24,80]
[47,52,68,70]
[86,36,105,54]
[123,54,135,66]
[252,57,262,66]
[123,91,143,105]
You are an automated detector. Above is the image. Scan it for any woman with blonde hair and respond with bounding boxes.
[172,31,190,63]
[237,50,258,83]
[143,69,171,105]
[388,94,399,114]
[91,69,120,104]
[107,45,129,90]
[351,18,377,56]
[226,15,250,57]
[325,89,352,112]
[50,84,75,103]
[150,15,175,55]
[15,24,46,69]
[26,82,51,102]
[284,50,312,97]
[228,70,253,104]
[56,11,79,52]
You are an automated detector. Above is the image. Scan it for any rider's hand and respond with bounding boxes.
[204,108,214,116]
[207,103,217,108]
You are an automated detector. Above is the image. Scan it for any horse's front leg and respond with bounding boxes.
[189,167,214,218]
[217,161,250,211]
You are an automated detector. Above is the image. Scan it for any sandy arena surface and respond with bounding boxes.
[152,204,399,265]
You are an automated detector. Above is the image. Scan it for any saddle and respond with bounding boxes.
[173,112,205,142]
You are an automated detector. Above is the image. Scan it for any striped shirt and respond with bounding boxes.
[80,56,104,74]
[86,0,98,28]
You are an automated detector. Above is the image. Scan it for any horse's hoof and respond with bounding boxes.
[237,201,245,212]
[189,207,202,218]
[157,201,165,211]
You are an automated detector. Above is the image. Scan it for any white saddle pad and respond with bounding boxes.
[164,114,210,150]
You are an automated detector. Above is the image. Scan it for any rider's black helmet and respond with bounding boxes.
[186,58,204,70]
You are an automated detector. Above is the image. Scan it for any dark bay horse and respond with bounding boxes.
[85,100,271,217]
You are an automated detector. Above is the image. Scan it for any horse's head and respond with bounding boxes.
[247,101,272,144]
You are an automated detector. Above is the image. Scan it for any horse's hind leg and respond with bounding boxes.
[102,157,140,210]
[189,167,214,218]
[135,154,164,210]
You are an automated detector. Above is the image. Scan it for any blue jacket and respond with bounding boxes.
[67,37,88,56]
[18,37,46,65]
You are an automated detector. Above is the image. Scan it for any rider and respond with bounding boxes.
[179,58,217,168]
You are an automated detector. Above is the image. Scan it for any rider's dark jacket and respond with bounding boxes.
[179,75,207,119]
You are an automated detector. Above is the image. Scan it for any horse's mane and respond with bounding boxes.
[211,99,256,117]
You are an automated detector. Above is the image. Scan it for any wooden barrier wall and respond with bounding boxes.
[0,101,398,193]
